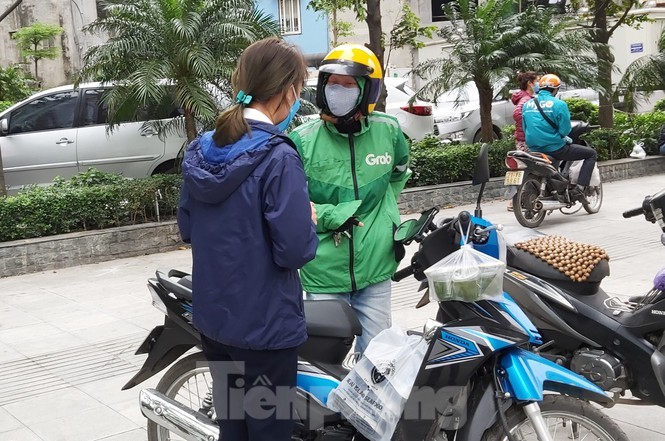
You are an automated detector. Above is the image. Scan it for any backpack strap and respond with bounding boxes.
[533,98,564,138]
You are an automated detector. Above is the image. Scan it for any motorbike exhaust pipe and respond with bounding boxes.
[533,199,568,211]
[139,388,219,441]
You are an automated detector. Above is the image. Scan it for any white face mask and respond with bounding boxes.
[324,83,360,117]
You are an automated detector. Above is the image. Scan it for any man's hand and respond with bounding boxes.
[310,202,317,225]
[334,216,364,233]
[564,136,573,145]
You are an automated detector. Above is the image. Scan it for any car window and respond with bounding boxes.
[80,88,182,126]
[80,89,110,126]
[8,91,79,134]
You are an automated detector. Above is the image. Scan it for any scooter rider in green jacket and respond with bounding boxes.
[289,44,411,356]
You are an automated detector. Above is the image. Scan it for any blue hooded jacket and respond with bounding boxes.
[178,121,318,350]
[522,90,572,153]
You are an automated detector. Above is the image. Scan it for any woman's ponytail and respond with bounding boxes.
[212,104,249,146]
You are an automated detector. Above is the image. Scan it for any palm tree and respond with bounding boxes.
[617,28,665,108]
[413,0,598,142]
[78,0,280,142]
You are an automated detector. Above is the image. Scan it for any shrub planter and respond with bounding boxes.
[0,221,181,278]
[1,156,663,278]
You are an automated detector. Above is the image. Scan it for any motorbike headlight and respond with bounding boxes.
[435,111,471,124]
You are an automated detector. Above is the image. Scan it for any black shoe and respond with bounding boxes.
[570,186,589,204]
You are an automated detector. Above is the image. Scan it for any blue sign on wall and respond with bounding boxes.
[631,43,644,54]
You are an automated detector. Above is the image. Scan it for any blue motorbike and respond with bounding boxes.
[125,145,628,441]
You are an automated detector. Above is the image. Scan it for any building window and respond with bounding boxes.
[279,0,301,35]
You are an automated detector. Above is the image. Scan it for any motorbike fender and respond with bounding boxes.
[454,376,511,441]
[121,319,200,390]
[500,347,612,405]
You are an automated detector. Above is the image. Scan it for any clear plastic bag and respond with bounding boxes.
[327,325,428,441]
[425,244,505,302]
[569,161,601,186]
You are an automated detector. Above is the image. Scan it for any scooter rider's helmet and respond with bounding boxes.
[539,74,561,94]
[316,44,383,117]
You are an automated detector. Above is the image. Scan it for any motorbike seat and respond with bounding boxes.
[304,299,362,338]
[507,247,610,295]
[156,269,193,301]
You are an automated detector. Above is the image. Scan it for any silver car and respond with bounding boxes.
[432,82,599,143]
[0,83,186,192]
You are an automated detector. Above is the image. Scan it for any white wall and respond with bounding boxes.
[0,0,104,88]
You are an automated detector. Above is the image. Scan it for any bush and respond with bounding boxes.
[0,101,12,112]
[654,98,665,112]
[0,169,182,242]
[408,136,514,187]
[563,98,599,125]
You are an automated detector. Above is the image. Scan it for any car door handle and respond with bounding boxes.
[141,131,158,137]
[55,138,75,146]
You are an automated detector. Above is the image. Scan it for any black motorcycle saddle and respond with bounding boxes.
[304,299,362,338]
[507,247,610,295]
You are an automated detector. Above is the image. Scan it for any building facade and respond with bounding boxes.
[256,0,329,64]
[0,0,102,88]
[0,0,329,89]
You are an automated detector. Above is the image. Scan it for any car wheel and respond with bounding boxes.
[473,127,501,143]
[152,160,179,175]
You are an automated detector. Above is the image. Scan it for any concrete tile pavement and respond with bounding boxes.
[0,174,663,440]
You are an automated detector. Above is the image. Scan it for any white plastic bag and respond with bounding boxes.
[425,244,505,303]
[568,160,601,186]
[327,325,428,441]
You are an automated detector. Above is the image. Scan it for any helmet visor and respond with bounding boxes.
[319,59,374,77]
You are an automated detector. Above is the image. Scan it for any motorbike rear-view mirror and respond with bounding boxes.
[394,207,439,244]
[472,143,490,186]
[394,220,416,242]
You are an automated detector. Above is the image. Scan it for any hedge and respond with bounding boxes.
[0,169,181,242]
[408,135,515,187]
[407,104,665,188]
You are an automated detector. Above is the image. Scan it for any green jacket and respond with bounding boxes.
[289,112,411,293]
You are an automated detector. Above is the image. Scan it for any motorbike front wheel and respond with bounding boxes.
[147,352,215,441]
[513,176,547,228]
[481,395,628,441]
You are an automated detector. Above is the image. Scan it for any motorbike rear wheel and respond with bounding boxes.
[480,395,628,441]
[147,352,215,441]
[513,176,547,228]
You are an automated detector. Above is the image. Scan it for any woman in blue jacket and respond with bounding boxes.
[178,37,318,441]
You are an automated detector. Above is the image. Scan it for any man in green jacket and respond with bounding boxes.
[289,44,411,355]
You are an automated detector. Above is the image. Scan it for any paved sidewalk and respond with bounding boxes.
[0,174,664,440]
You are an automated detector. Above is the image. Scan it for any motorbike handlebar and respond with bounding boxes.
[622,207,644,219]
[392,265,416,282]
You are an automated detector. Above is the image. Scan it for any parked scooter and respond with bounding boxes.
[504,121,602,228]
[123,146,627,441]
[503,188,665,406]
[400,155,665,408]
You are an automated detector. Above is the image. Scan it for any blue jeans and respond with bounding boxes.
[306,279,392,355]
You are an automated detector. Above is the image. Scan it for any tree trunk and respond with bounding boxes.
[593,3,614,129]
[477,82,495,143]
[332,8,338,47]
[33,43,39,84]
[365,0,387,112]
[184,111,197,142]
[0,148,6,197]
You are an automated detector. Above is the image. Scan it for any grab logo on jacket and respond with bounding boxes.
[366,152,392,166]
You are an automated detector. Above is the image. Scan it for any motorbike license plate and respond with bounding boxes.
[504,170,524,186]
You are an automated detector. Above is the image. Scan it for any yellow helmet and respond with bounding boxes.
[316,44,383,116]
